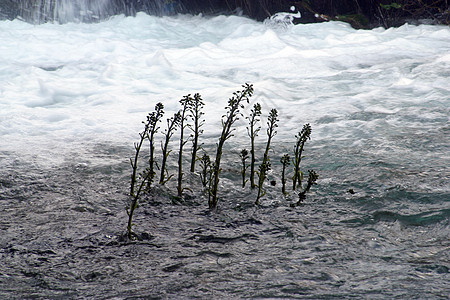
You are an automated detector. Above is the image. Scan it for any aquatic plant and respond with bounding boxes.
[189,93,205,173]
[177,95,193,197]
[159,111,181,184]
[255,160,271,205]
[240,148,249,188]
[294,169,319,206]
[246,103,262,189]
[127,167,154,239]
[199,152,212,188]
[209,83,254,209]
[128,115,155,239]
[292,123,311,191]
[280,154,290,195]
[262,108,278,164]
[128,84,319,214]
[255,108,278,204]
[130,119,149,198]
[146,102,164,190]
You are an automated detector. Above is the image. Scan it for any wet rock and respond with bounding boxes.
[0,0,18,20]
[162,262,184,272]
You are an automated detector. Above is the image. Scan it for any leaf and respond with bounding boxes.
[380,2,402,10]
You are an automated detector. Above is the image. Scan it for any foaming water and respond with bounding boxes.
[15,0,110,23]
[0,13,449,298]
[12,0,180,23]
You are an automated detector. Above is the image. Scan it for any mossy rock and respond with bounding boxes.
[335,14,370,29]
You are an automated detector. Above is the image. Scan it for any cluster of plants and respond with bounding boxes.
[126,83,318,239]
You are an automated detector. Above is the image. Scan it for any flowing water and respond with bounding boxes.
[0,12,449,299]
[11,0,180,23]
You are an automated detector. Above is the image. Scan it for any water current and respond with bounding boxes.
[0,12,449,299]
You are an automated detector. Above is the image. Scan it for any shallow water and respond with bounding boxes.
[1,148,448,299]
[0,13,449,298]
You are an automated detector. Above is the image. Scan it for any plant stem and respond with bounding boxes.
[262,108,278,164]
[160,112,181,184]
[255,161,270,205]
[209,83,253,209]
[130,119,150,196]
[280,154,290,195]
[177,95,193,197]
[199,152,211,188]
[240,149,249,188]
[293,123,311,191]
[127,168,153,239]
[189,93,205,173]
[128,112,157,239]
[147,103,164,190]
[247,103,261,189]
[255,108,278,204]
[296,169,319,205]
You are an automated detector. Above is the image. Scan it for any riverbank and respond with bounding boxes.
[1,0,448,28]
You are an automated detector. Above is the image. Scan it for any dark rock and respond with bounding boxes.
[1,0,448,27]
[0,0,18,20]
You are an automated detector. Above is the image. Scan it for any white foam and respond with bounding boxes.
[0,15,449,165]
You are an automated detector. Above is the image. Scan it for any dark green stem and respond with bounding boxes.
[255,161,270,205]
[293,123,311,191]
[240,149,249,188]
[189,93,205,173]
[281,154,290,195]
[255,108,278,204]
[177,95,193,197]
[199,153,211,188]
[262,108,278,164]
[296,169,319,205]
[160,112,181,184]
[147,103,164,190]
[127,169,153,239]
[210,83,253,209]
[247,103,261,189]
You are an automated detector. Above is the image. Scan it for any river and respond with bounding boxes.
[0,12,449,298]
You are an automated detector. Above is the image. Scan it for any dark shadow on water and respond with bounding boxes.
[0,142,448,299]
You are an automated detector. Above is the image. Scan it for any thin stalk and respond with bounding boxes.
[199,152,211,188]
[160,112,181,184]
[280,154,290,195]
[296,169,319,206]
[240,149,249,188]
[177,95,193,197]
[189,93,205,173]
[246,103,261,189]
[292,123,311,191]
[146,102,164,190]
[262,108,278,164]
[255,108,278,204]
[128,114,154,239]
[130,119,150,196]
[127,168,153,239]
[255,161,270,205]
[209,83,253,209]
